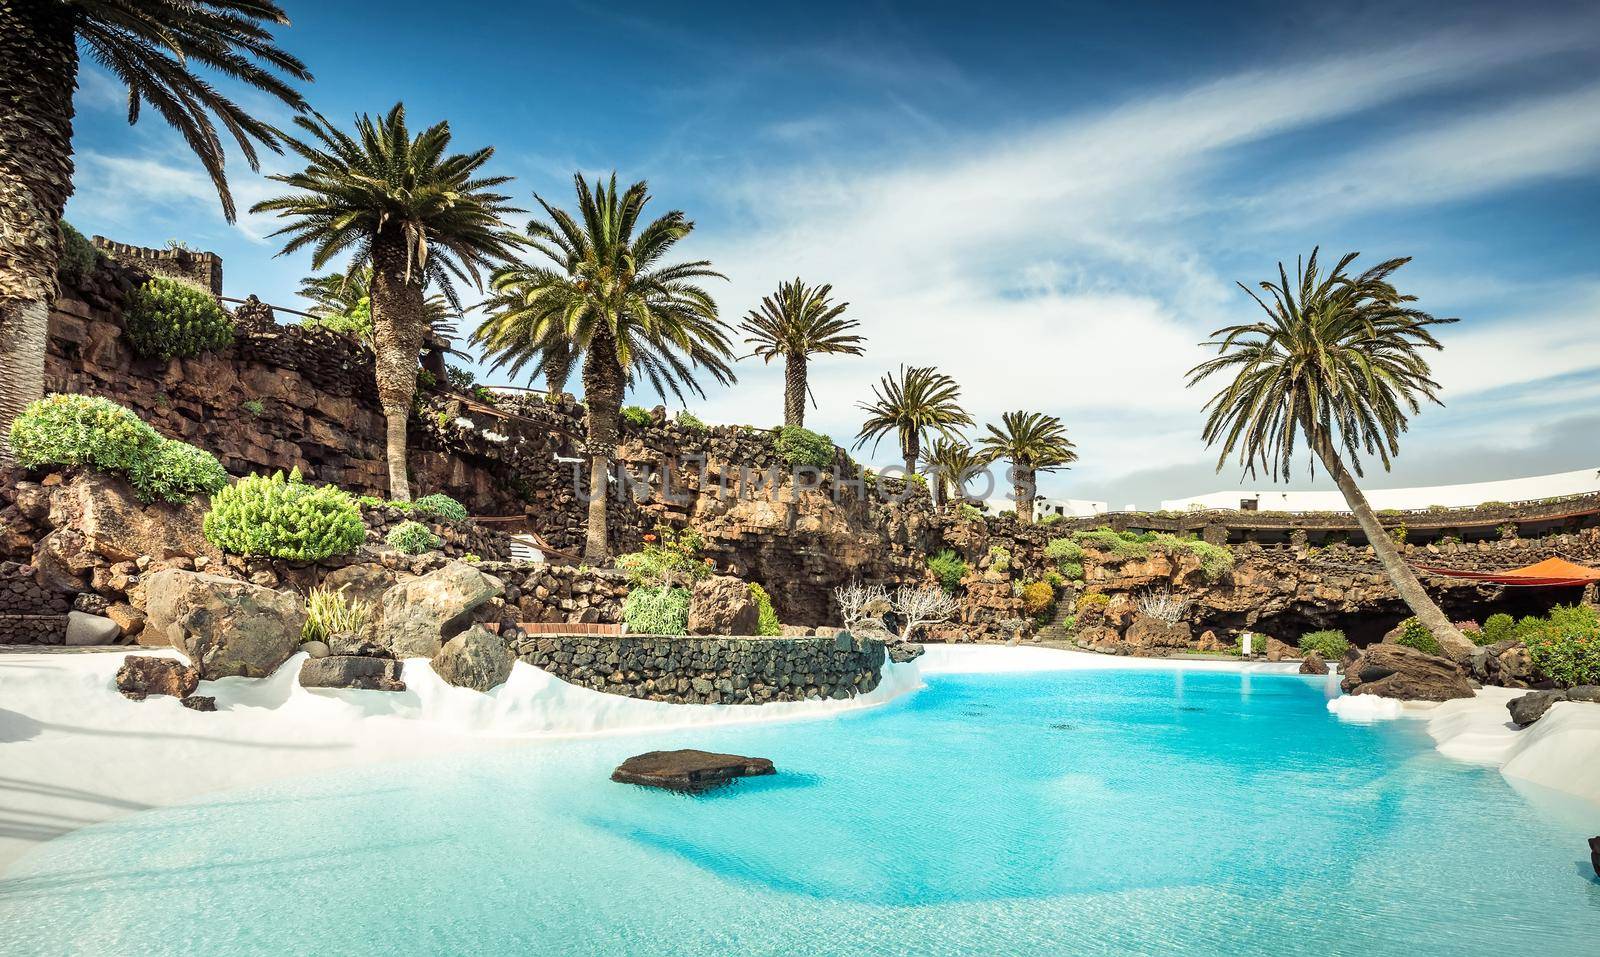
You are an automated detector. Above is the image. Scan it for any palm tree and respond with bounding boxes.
[1188,248,1472,658]
[0,1,310,467]
[926,438,985,509]
[473,266,580,400]
[473,174,736,562]
[854,365,972,477]
[253,104,521,500]
[739,278,865,427]
[978,411,1077,523]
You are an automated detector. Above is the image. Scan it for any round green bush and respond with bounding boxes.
[9,394,225,503]
[749,582,781,636]
[1298,629,1350,659]
[774,425,835,470]
[127,438,229,504]
[1481,612,1516,645]
[386,520,441,555]
[304,298,372,341]
[927,549,968,593]
[204,470,366,561]
[623,585,691,635]
[1519,604,1600,686]
[621,406,653,428]
[410,493,468,522]
[1393,617,1443,657]
[126,276,234,360]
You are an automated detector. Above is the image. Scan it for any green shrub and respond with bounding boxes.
[675,410,708,432]
[986,545,1012,576]
[1481,612,1516,645]
[445,365,476,391]
[1043,538,1087,580]
[621,405,653,428]
[749,582,781,636]
[623,585,691,635]
[774,425,835,470]
[127,437,229,504]
[1020,580,1055,616]
[617,526,710,589]
[203,470,366,561]
[1037,512,1063,525]
[302,586,372,643]
[8,394,225,503]
[356,495,386,509]
[462,553,481,564]
[58,222,102,287]
[1393,617,1442,656]
[410,492,468,522]
[1068,527,1232,581]
[927,550,968,593]
[1075,592,1110,613]
[1298,629,1350,659]
[125,276,234,360]
[386,520,441,555]
[303,298,372,341]
[957,503,984,523]
[241,399,265,417]
[1518,604,1600,686]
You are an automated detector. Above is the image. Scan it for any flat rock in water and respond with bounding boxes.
[611,749,776,794]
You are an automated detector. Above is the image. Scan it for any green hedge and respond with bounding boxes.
[125,276,234,360]
[204,470,365,561]
[623,585,691,635]
[1517,604,1600,686]
[1298,629,1350,659]
[1393,617,1443,657]
[774,425,835,470]
[1481,613,1516,645]
[386,520,441,555]
[621,405,653,428]
[8,394,226,503]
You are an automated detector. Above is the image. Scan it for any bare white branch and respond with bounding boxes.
[1135,586,1189,624]
[892,585,961,641]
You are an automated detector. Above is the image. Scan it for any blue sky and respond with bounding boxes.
[63,0,1600,506]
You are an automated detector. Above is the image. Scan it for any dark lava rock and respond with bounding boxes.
[1590,836,1600,879]
[889,643,925,664]
[1565,685,1600,704]
[1299,652,1329,675]
[327,632,393,659]
[1339,643,1474,702]
[299,655,405,691]
[180,695,217,712]
[611,749,776,794]
[1507,690,1566,727]
[116,656,200,700]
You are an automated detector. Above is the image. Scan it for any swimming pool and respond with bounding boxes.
[1,668,1594,955]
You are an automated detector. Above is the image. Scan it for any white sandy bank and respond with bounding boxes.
[1329,685,1600,806]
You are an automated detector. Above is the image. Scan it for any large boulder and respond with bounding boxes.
[1507,690,1566,726]
[611,749,776,793]
[299,655,405,692]
[320,562,404,611]
[64,610,120,646]
[379,561,503,658]
[34,473,218,590]
[115,655,200,700]
[1339,643,1474,702]
[431,624,512,692]
[1124,615,1192,655]
[1299,652,1329,675]
[142,569,304,679]
[686,575,759,636]
[1264,637,1295,662]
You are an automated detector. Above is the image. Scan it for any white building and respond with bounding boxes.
[1159,466,1600,514]
[982,496,1109,518]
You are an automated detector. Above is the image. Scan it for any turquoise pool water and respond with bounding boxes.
[1,669,1596,955]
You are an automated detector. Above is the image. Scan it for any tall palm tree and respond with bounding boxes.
[739,278,865,427]
[854,365,972,477]
[926,438,988,509]
[979,411,1077,523]
[473,266,579,400]
[0,1,310,467]
[473,173,736,562]
[1188,248,1472,658]
[253,104,521,500]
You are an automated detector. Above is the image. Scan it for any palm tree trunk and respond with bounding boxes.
[1015,467,1036,523]
[543,344,572,402]
[368,237,426,501]
[582,327,625,564]
[783,352,807,428]
[902,432,919,477]
[932,473,947,509]
[0,5,77,468]
[1309,431,1473,659]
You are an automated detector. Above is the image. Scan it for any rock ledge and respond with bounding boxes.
[611,749,776,793]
